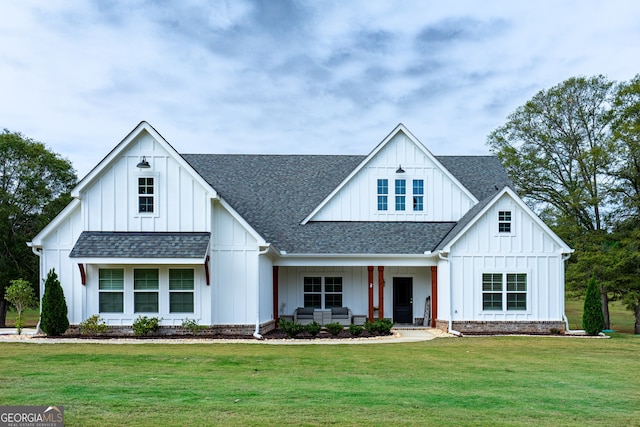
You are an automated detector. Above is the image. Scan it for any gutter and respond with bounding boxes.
[439,251,462,337]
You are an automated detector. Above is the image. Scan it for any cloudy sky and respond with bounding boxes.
[2,1,639,178]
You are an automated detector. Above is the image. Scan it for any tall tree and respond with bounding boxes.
[487,75,618,327]
[0,130,76,327]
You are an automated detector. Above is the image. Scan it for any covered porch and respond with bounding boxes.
[271,258,439,327]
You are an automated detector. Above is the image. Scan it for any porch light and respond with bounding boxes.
[136,156,151,168]
[396,164,405,173]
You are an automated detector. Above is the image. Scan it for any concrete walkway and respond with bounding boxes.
[0,327,447,344]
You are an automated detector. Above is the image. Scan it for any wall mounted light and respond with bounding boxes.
[396,164,405,173]
[136,156,151,168]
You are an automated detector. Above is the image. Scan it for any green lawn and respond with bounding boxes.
[1,336,639,426]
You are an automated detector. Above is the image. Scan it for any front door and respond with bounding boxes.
[393,277,413,323]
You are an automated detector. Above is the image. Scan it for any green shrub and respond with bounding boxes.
[325,322,344,336]
[305,321,322,337]
[583,276,605,335]
[133,316,161,336]
[4,279,36,335]
[40,269,69,336]
[279,318,304,338]
[365,318,395,335]
[182,318,206,335]
[79,315,109,335]
[348,323,364,336]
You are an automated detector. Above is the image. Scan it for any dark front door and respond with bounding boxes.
[393,277,413,324]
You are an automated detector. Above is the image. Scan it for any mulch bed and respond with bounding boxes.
[49,329,390,340]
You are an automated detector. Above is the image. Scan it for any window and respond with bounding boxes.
[303,276,343,308]
[498,211,512,233]
[134,269,159,312]
[413,179,424,211]
[482,273,527,311]
[395,179,406,211]
[169,269,194,313]
[99,269,124,313]
[138,177,154,213]
[377,179,388,210]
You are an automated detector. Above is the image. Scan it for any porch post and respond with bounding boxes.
[430,266,438,328]
[368,266,374,322]
[273,266,279,325]
[378,266,384,319]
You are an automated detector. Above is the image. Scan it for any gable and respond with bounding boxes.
[303,125,478,223]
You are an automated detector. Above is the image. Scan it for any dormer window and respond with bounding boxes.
[138,177,155,213]
[498,210,512,233]
[395,179,406,211]
[377,179,388,210]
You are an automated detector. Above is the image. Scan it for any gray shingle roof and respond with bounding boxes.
[181,153,512,254]
[69,232,210,258]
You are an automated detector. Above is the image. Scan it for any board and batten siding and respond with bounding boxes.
[447,195,565,322]
[210,201,261,325]
[81,132,210,232]
[312,131,475,222]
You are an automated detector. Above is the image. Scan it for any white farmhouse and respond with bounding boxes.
[29,122,572,336]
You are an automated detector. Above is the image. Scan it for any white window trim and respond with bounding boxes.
[134,172,160,218]
[373,173,428,216]
[302,275,344,309]
[496,209,515,236]
[478,270,531,315]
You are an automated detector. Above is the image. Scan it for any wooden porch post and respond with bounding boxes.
[430,266,438,327]
[378,266,384,319]
[368,266,374,322]
[273,266,279,325]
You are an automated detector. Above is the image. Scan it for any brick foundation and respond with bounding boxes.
[450,320,565,335]
[68,319,277,337]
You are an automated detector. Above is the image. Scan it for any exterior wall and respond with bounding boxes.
[39,204,84,324]
[313,131,475,222]
[258,253,275,323]
[81,131,210,232]
[210,201,260,325]
[277,265,431,323]
[448,194,565,324]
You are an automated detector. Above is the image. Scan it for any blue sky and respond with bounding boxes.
[2,0,640,178]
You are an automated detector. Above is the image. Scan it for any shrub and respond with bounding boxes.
[305,321,322,337]
[348,324,364,336]
[133,316,161,336]
[325,322,344,336]
[279,318,304,338]
[40,269,69,336]
[583,276,605,335]
[365,318,395,335]
[182,318,206,335]
[79,315,109,335]
[4,279,36,335]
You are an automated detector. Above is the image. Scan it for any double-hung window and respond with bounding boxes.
[498,211,512,233]
[169,269,194,313]
[482,273,527,311]
[303,276,343,309]
[138,177,154,213]
[377,179,388,210]
[99,269,124,313]
[134,269,159,312]
[413,179,424,211]
[395,179,406,211]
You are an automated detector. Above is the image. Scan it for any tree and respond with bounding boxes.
[487,75,618,327]
[40,269,69,336]
[0,130,76,327]
[583,276,606,335]
[4,278,36,334]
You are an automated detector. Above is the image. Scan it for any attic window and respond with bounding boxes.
[138,177,154,213]
[377,179,388,211]
[395,179,406,211]
[498,211,512,233]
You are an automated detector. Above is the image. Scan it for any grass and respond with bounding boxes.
[0,336,639,426]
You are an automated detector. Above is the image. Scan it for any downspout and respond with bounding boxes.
[439,251,462,337]
[253,245,271,340]
[29,245,43,334]
[561,252,583,333]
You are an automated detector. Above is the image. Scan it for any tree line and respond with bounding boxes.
[488,74,640,333]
